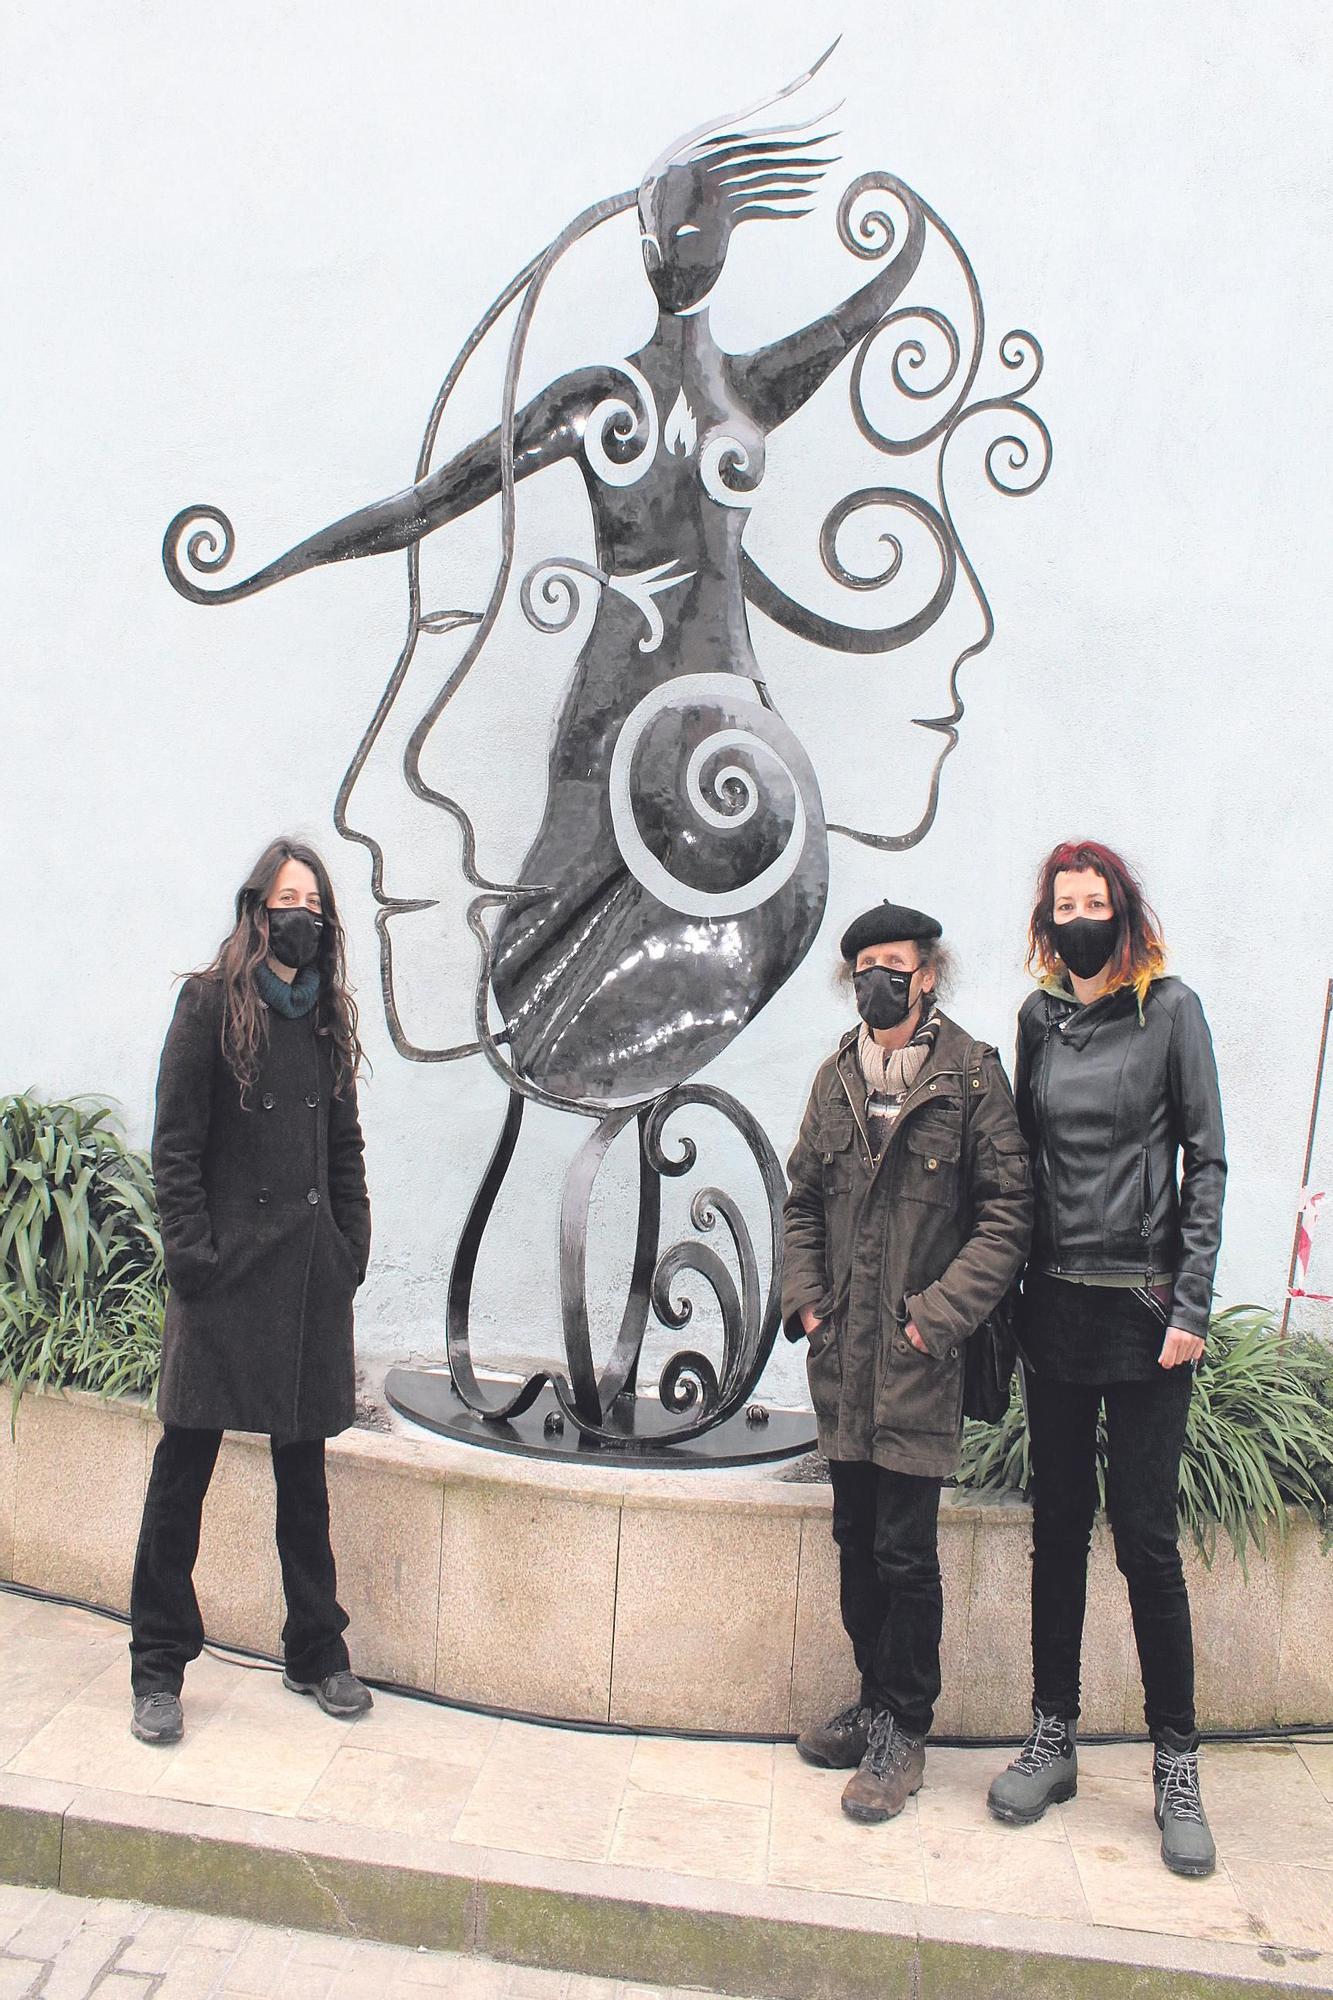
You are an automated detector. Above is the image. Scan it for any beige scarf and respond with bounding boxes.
[857,1021,932,1102]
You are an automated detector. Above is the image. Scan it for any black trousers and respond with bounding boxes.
[130,1426,351,1696]
[1027,1369,1196,1739]
[828,1459,944,1737]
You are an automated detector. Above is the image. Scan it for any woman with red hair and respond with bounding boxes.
[987,842,1226,1878]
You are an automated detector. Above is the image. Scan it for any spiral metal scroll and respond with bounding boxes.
[445,1083,784,1445]
[741,169,1051,853]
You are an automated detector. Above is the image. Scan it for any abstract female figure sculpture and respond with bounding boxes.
[163,50,1050,1452]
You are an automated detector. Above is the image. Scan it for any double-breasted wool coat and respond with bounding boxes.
[152,973,372,1440]
[782,1011,1033,1477]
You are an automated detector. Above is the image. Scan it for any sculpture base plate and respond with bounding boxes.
[384,1367,817,1469]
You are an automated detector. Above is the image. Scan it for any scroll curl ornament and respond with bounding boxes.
[443,1080,784,1447]
[162,506,237,604]
[519,558,604,635]
[607,673,818,919]
[941,386,1052,504]
[520,557,695,655]
[850,306,965,453]
[998,327,1044,399]
[818,486,953,598]
[744,486,956,653]
[700,431,762,509]
[836,170,915,262]
[840,171,983,459]
[583,360,660,487]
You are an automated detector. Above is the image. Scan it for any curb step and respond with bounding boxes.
[1,1774,1328,2000]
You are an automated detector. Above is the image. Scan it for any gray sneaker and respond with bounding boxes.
[131,1690,183,1745]
[796,1701,874,1770]
[1154,1731,1216,1878]
[988,1707,1077,1824]
[282,1669,373,1718]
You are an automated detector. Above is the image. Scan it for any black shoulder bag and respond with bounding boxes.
[960,1041,1022,1425]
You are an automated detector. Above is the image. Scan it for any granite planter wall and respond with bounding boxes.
[5,1388,1329,1738]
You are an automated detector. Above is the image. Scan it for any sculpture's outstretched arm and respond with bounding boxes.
[731,188,926,432]
[163,368,612,605]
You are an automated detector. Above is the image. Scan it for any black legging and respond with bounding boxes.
[130,1426,350,1695]
[1026,1368,1195,1739]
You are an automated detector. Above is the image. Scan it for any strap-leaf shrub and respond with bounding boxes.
[0,1094,164,1404]
[955,1304,1333,1568]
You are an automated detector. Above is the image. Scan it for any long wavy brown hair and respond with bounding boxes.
[1027,839,1167,1005]
[198,838,364,1100]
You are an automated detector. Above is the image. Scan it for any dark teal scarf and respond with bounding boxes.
[256,960,320,1019]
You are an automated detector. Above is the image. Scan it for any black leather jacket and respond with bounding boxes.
[1015,978,1226,1337]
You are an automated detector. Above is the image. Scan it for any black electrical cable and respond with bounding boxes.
[5,1575,1331,1750]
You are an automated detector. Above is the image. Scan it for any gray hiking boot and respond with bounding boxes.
[988,1707,1077,1825]
[282,1669,373,1718]
[1154,1731,1216,1878]
[131,1690,183,1745]
[796,1701,874,1770]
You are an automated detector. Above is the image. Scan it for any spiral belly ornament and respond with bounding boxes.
[608,674,812,921]
[489,675,828,1107]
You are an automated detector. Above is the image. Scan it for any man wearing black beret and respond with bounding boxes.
[783,900,1032,1821]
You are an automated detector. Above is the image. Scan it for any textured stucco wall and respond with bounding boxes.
[4,0,1331,1406]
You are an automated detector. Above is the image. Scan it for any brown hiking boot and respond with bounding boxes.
[796,1701,873,1770]
[841,1712,926,1823]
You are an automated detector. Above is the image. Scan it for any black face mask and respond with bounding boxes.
[853,964,916,1032]
[266,906,324,970]
[1054,914,1118,980]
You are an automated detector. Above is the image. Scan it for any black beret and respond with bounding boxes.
[839,900,943,961]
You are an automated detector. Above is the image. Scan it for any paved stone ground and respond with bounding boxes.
[2,1591,1332,1958]
[0,1884,737,2000]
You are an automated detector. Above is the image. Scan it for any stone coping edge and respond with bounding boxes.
[24,1383,1286,1537]
[0,1772,1327,2000]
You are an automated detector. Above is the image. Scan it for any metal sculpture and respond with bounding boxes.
[161,46,1050,1460]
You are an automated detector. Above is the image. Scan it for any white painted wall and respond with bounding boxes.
[5,0,1331,1407]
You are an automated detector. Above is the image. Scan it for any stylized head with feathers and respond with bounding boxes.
[638,42,842,316]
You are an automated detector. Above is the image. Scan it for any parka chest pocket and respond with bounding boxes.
[817,1113,857,1192]
[901,1120,961,1206]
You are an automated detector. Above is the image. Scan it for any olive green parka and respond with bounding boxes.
[782,1010,1033,1477]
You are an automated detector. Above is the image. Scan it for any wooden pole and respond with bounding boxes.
[1279,977,1333,1341]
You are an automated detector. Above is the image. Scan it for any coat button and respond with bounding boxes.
[926,1157,939,1172]
[262,1094,275,1111]
[949,1346,958,1359]
[257,1188,270,1206]
[971,1076,982,1090]
[928,1081,938,1092]
[895,1337,908,1353]
[307,1188,320,1206]
[305,1092,319,1108]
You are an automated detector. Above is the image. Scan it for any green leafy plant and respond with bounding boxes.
[954,1305,1333,1569]
[0,1094,164,1403]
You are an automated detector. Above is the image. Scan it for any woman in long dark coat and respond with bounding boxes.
[129,838,373,1744]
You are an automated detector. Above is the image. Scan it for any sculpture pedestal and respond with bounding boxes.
[385,1366,816,1469]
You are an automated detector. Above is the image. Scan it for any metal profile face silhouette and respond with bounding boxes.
[163,45,1050,1455]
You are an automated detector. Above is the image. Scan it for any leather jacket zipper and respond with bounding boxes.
[1036,1005,1062,1269]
